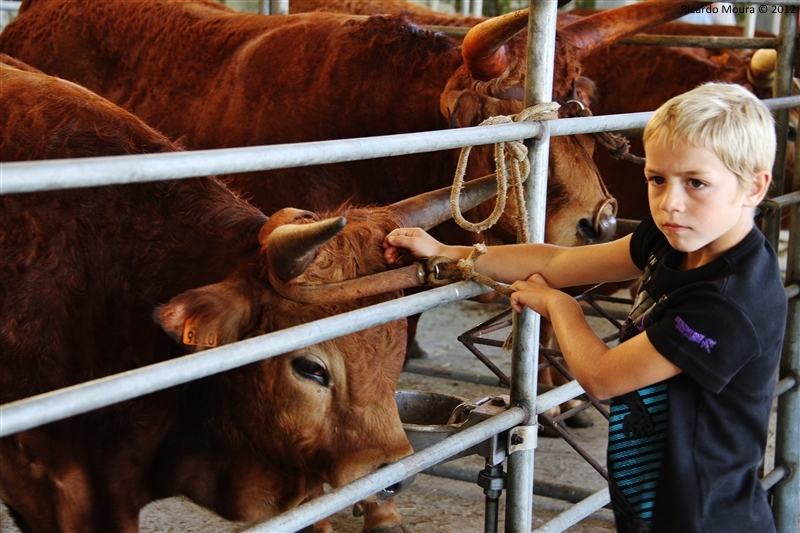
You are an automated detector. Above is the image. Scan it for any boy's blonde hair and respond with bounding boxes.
[643,82,776,189]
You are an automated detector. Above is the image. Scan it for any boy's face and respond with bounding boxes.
[643,139,767,270]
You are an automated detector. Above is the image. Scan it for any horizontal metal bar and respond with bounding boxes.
[424,463,607,506]
[761,465,788,491]
[771,191,800,209]
[775,376,798,397]
[402,360,509,387]
[4,98,799,195]
[0,122,540,194]
[536,381,584,414]
[786,283,800,300]
[0,281,491,437]
[242,406,527,533]
[618,35,776,49]
[531,488,611,533]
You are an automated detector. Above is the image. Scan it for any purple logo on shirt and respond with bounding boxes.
[675,316,717,353]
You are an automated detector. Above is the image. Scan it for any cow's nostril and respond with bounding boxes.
[577,207,618,245]
[576,218,598,244]
[595,211,617,243]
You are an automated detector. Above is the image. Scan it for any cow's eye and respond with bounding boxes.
[292,356,329,387]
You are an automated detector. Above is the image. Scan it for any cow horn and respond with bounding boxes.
[559,0,712,61]
[748,48,777,89]
[461,8,529,81]
[388,173,501,230]
[266,216,347,281]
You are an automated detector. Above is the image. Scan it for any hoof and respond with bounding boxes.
[564,409,594,428]
[405,338,429,359]
[538,424,562,439]
[367,526,408,533]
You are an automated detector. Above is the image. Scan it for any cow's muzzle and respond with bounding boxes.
[578,196,618,244]
[376,473,417,501]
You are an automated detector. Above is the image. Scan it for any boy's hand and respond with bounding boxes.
[509,273,568,320]
[383,228,444,266]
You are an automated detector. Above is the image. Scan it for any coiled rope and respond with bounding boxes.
[450,102,560,244]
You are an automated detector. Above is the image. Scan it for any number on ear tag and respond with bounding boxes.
[182,322,218,348]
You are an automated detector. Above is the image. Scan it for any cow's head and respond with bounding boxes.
[155,209,411,499]
[154,177,498,522]
[439,0,711,246]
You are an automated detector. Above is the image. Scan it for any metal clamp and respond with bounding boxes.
[507,425,538,455]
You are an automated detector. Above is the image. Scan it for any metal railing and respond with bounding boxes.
[3,98,798,533]
[1,3,799,533]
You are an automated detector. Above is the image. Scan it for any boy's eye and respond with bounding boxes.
[646,175,665,185]
[687,179,706,189]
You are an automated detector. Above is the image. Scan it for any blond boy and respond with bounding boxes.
[383,83,786,532]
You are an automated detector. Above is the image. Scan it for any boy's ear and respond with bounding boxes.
[744,170,772,207]
[155,280,255,351]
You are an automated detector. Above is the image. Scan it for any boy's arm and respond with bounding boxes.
[510,275,681,400]
[384,228,641,288]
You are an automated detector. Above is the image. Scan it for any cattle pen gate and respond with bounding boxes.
[1,1,799,532]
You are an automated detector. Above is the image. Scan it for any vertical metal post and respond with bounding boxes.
[504,1,557,531]
[774,108,800,533]
[765,10,797,250]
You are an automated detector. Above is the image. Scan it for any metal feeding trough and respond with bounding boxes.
[395,390,510,463]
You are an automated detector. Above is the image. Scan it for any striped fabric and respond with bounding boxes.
[608,383,669,524]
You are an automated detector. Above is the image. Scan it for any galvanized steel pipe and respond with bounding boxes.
[4,99,800,195]
[503,2,558,532]
[773,88,800,533]
[765,9,798,250]
[531,488,611,533]
[0,281,492,437]
[242,406,527,533]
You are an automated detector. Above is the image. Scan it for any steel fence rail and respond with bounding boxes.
[242,406,528,533]
[0,281,492,438]
[4,98,799,196]
[532,489,611,533]
[1,35,799,530]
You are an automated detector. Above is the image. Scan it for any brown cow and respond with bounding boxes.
[0,60,498,533]
[0,0,709,250]
[289,0,488,26]
[0,0,709,368]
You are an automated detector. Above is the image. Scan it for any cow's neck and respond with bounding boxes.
[147,375,321,521]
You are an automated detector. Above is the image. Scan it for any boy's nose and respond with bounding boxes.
[659,185,684,212]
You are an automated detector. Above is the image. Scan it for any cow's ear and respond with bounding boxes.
[440,89,480,128]
[155,280,254,351]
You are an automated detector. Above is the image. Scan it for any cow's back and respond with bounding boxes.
[0,0,464,213]
[1,61,267,392]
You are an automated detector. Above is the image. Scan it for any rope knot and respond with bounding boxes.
[424,243,513,297]
[455,242,487,280]
[592,131,646,165]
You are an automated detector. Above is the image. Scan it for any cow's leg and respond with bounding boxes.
[296,518,333,533]
[405,312,427,359]
[354,496,405,533]
[291,485,333,533]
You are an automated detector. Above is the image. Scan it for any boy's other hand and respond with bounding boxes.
[510,273,566,320]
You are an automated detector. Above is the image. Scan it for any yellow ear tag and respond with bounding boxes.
[182,321,218,348]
